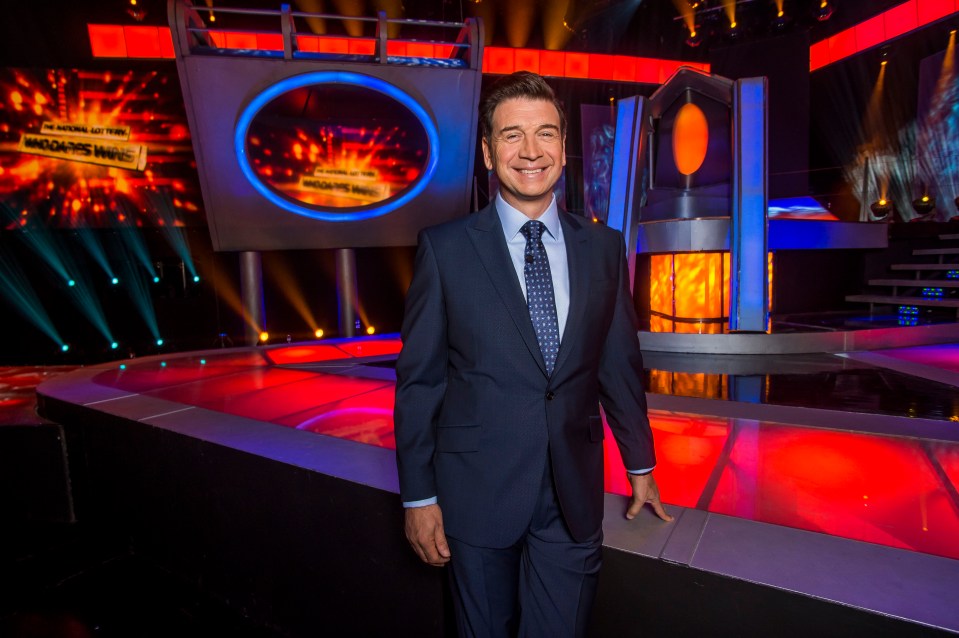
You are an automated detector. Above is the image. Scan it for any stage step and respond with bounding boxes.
[913,247,959,256]
[890,263,959,271]
[868,278,959,288]
[845,294,959,309]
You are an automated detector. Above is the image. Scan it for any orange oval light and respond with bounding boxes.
[672,102,709,176]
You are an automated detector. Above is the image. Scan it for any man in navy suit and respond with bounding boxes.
[395,71,671,637]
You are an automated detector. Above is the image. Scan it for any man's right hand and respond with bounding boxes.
[405,503,451,566]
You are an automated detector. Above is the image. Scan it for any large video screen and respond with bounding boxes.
[243,81,432,213]
[0,67,204,229]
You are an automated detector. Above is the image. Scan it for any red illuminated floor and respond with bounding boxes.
[73,337,959,562]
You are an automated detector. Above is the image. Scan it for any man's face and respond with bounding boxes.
[482,97,566,219]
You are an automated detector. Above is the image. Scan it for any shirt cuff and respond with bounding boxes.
[403,496,438,508]
[626,467,654,476]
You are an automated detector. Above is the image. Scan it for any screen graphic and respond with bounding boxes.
[0,68,203,228]
[236,72,438,222]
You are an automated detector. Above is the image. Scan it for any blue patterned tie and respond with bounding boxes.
[520,220,560,376]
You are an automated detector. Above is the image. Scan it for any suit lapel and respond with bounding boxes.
[553,212,590,379]
[466,204,548,376]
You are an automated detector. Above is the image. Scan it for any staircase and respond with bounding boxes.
[846,231,959,318]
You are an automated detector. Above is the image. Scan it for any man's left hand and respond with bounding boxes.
[626,472,673,522]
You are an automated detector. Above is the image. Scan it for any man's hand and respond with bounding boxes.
[626,472,674,522]
[405,503,451,566]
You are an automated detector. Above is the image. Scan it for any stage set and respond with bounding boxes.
[4,0,959,635]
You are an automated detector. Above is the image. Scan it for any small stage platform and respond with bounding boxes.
[36,336,959,636]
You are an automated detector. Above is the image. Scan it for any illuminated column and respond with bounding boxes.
[607,95,649,290]
[336,248,358,338]
[239,251,265,346]
[730,77,769,333]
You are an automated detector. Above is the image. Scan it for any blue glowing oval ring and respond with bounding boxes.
[234,71,439,223]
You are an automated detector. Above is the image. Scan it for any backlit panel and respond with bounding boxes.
[708,424,959,559]
[810,0,959,71]
[86,24,709,83]
[146,370,389,420]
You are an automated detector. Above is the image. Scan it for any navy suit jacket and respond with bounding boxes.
[394,202,655,548]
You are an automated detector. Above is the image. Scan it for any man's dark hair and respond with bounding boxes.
[479,71,567,143]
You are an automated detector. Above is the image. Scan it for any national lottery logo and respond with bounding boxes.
[17,120,148,171]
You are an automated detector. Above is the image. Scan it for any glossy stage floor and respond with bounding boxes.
[36,334,959,636]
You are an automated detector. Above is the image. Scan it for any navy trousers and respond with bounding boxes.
[445,460,603,638]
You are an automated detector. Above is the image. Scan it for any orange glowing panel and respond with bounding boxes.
[564,52,590,79]
[588,53,614,80]
[538,50,566,77]
[348,39,376,55]
[673,103,709,176]
[405,42,435,58]
[158,27,175,58]
[674,253,724,319]
[514,48,541,73]
[855,15,887,51]
[297,35,320,52]
[226,32,259,50]
[918,0,955,24]
[885,0,919,39]
[634,58,661,85]
[322,37,352,54]
[649,254,673,317]
[88,25,127,58]
[486,47,515,74]
[612,56,636,83]
[808,40,830,72]
[123,26,162,58]
[257,33,284,51]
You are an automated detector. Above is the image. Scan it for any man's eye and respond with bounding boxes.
[504,133,522,142]
[539,131,557,140]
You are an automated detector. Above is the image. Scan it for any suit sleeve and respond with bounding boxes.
[596,235,656,472]
[394,230,448,503]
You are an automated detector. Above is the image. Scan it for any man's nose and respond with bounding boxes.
[518,135,542,159]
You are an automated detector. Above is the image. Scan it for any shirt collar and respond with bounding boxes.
[495,192,561,241]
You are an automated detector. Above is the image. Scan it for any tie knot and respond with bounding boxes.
[520,219,546,244]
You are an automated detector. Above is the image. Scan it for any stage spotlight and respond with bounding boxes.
[61,344,70,352]
[870,198,893,218]
[153,276,161,283]
[366,326,376,335]
[869,197,893,219]
[200,359,207,365]
[259,331,270,343]
[111,277,119,285]
[111,342,119,349]
[156,338,165,346]
[772,9,791,31]
[727,20,742,39]
[912,195,936,216]
[120,364,127,370]
[193,275,200,283]
[685,27,703,47]
[67,279,76,287]
[314,328,324,339]
[815,0,834,22]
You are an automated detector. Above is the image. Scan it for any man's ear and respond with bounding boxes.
[561,134,567,167]
[482,137,493,171]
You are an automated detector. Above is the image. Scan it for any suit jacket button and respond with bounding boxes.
[546,392,555,401]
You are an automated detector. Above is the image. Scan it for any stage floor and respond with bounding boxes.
[70,335,959,563]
